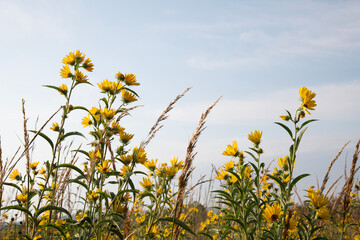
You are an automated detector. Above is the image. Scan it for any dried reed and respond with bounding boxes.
[172,97,220,240]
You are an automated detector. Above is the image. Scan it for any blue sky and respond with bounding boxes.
[1,0,360,197]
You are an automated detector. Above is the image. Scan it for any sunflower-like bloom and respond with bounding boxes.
[58,84,68,96]
[60,65,72,78]
[97,79,113,92]
[55,219,66,227]
[244,165,252,178]
[120,165,131,178]
[82,58,94,72]
[113,199,126,213]
[9,169,20,181]
[97,160,111,174]
[122,90,137,103]
[139,177,153,189]
[248,130,263,146]
[133,147,147,164]
[120,131,134,144]
[115,71,125,81]
[111,121,124,134]
[62,52,76,65]
[86,189,100,200]
[136,215,146,224]
[280,115,290,121]
[74,70,88,83]
[16,193,28,202]
[124,73,140,86]
[286,214,298,232]
[50,122,59,131]
[88,150,101,160]
[144,159,158,171]
[170,157,184,168]
[263,203,282,223]
[222,141,239,157]
[164,166,178,178]
[216,169,228,180]
[81,115,93,127]
[75,50,85,63]
[101,108,116,119]
[29,161,40,170]
[75,212,87,221]
[120,154,133,164]
[316,206,330,220]
[224,160,235,171]
[111,81,124,94]
[299,87,317,115]
[308,189,328,209]
[277,156,288,170]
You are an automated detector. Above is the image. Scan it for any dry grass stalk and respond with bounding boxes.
[282,209,293,240]
[325,176,342,198]
[22,99,31,230]
[4,106,61,182]
[172,97,220,240]
[342,139,360,212]
[320,141,349,194]
[0,138,3,211]
[140,87,191,149]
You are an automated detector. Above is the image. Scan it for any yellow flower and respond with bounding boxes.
[120,131,134,144]
[124,73,140,86]
[74,70,88,83]
[164,166,178,178]
[62,52,76,65]
[111,121,124,134]
[139,177,153,189]
[122,89,137,103]
[280,115,289,121]
[58,84,68,95]
[216,169,227,180]
[299,87,317,115]
[222,141,239,157]
[86,189,100,200]
[263,203,282,223]
[308,189,328,209]
[144,159,157,171]
[224,160,235,171]
[244,165,252,178]
[60,64,72,78]
[170,157,184,168]
[133,147,147,164]
[75,50,85,63]
[75,212,87,221]
[55,219,66,227]
[16,193,28,202]
[120,165,131,178]
[111,81,124,94]
[97,160,111,174]
[115,71,125,81]
[101,108,116,119]
[50,122,59,131]
[97,79,113,92]
[81,115,93,127]
[136,214,146,224]
[33,235,42,240]
[89,150,101,159]
[82,58,94,72]
[316,206,330,220]
[248,130,263,146]
[9,169,20,181]
[120,154,133,164]
[277,156,288,169]
[29,161,40,170]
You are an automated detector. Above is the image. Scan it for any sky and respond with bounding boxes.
[0,0,360,199]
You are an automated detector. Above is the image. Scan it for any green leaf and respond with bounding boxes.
[300,119,318,130]
[267,174,286,193]
[4,182,23,192]
[275,122,293,139]
[71,106,89,112]
[60,131,86,141]
[70,179,89,190]
[43,85,63,93]
[35,205,72,220]
[1,205,34,222]
[156,217,196,235]
[290,174,310,192]
[101,97,109,108]
[245,151,258,162]
[55,163,86,179]
[29,130,54,151]
[38,223,68,239]
[198,232,213,239]
[295,127,307,151]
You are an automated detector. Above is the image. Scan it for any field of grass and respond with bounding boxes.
[0,51,359,240]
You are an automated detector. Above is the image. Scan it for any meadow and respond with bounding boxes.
[0,51,359,240]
